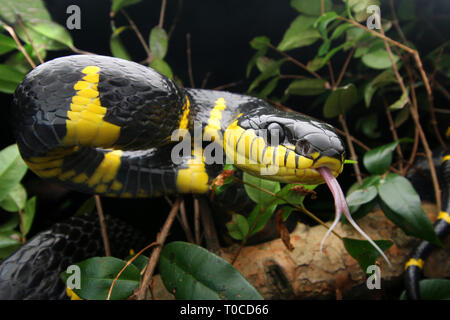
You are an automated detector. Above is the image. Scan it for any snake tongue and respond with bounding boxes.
[317,167,392,268]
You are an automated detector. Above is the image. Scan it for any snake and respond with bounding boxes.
[2,54,446,299]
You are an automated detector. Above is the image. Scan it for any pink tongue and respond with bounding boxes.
[317,167,392,268]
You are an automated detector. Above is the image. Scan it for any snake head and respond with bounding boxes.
[223,106,345,185]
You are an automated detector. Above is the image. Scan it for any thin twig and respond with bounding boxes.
[121,10,153,62]
[327,61,336,88]
[135,198,182,300]
[158,0,167,29]
[268,44,323,80]
[168,0,184,39]
[95,195,111,256]
[384,102,404,172]
[388,0,408,44]
[16,17,44,64]
[198,197,221,253]
[335,48,354,88]
[321,0,325,15]
[201,71,211,89]
[186,33,195,87]
[213,81,240,91]
[107,241,158,300]
[193,197,201,244]
[338,114,363,185]
[178,199,195,243]
[4,25,35,68]
[18,209,26,244]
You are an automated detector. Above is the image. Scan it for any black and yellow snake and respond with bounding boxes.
[0,55,448,299]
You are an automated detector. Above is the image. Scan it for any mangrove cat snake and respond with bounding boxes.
[4,54,447,299]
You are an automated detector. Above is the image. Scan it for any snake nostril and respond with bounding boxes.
[295,139,311,156]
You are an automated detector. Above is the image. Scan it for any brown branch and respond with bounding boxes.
[327,61,336,88]
[18,209,26,244]
[4,25,35,68]
[158,0,167,29]
[339,114,363,185]
[384,103,404,172]
[121,10,153,62]
[186,33,195,87]
[135,198,182,300]
[213,81,240,91]
[178,199,195,243]
[201,71,211,89]
[388,0,408,44]
[193,197,201,244]
[168,0,184,39]
[16,17,44,64]
[95,195,111,256]
[268,44,323,80]
[435,81,450,101]
[198,197,221,253]
[107,241,158,300]
[321,0,325,15]
[335,48,354,88]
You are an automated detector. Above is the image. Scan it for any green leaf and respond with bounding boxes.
[364,69,397,107]
[389,88,409,110]
[285,78,328,96]
[0,64,26,93]
[0,230,21,258]
[277,15,320,51]
[343,238,392,271]
[256,77,279,98]
[307,43,347,72]
[0,33,17,55]
[291,0,332,16]
[250,36,271,50]
[226,213,249,240]
[394,107,410,127]
[60,257,141,300]
[0,183,27,212]
[0,0,52,25]
[159,241,263,300]
[110,26,131,60]
[22,196,36,235]
[243,172,280,204]
[313,12,338,39]
[377,173,441,245]
[323,83,358,118]
[363,139,411,174]
[247,202,278,236]
[248,58,285,92]
[400,279,450,300]
[150,58,173,79]
[15,20,73,51]
[111,0,141,14]
[362,49,400,70]
[0,214,19,232]
[149,27,168,60]
[330,23,353,40]
[125,253,149,272]
[346,185,377,207]
[348,0,381,22]
[74,197,96,216]
[275,183,317,206]
[356,113,380,139]
[0,144,28,202]
[246,49,267,78]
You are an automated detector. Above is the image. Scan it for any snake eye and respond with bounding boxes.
[267,123,285,146]
[295,139,311,156]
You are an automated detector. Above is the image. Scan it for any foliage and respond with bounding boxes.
[0,144,35,258]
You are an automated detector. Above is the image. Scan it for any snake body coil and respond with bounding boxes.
[12,55,345,198]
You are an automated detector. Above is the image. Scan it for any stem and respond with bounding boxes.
[18,209,26,243]
[4,25,35,68]
[194,196,201,244]
[135,198,181,300]
[335,48,354,88]
[158,0,167,29]
[95,195,111,256]
[268,44,323,80]
[186,33,195,87]
[17,17,44,64]
[121,10,153,62]
[178,199,195,243]
[338,114,363,185]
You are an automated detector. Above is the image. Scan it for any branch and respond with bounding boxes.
[95,195,111,256]
[134,198,182,300]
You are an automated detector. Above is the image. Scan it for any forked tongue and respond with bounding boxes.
[317,167,392,268]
